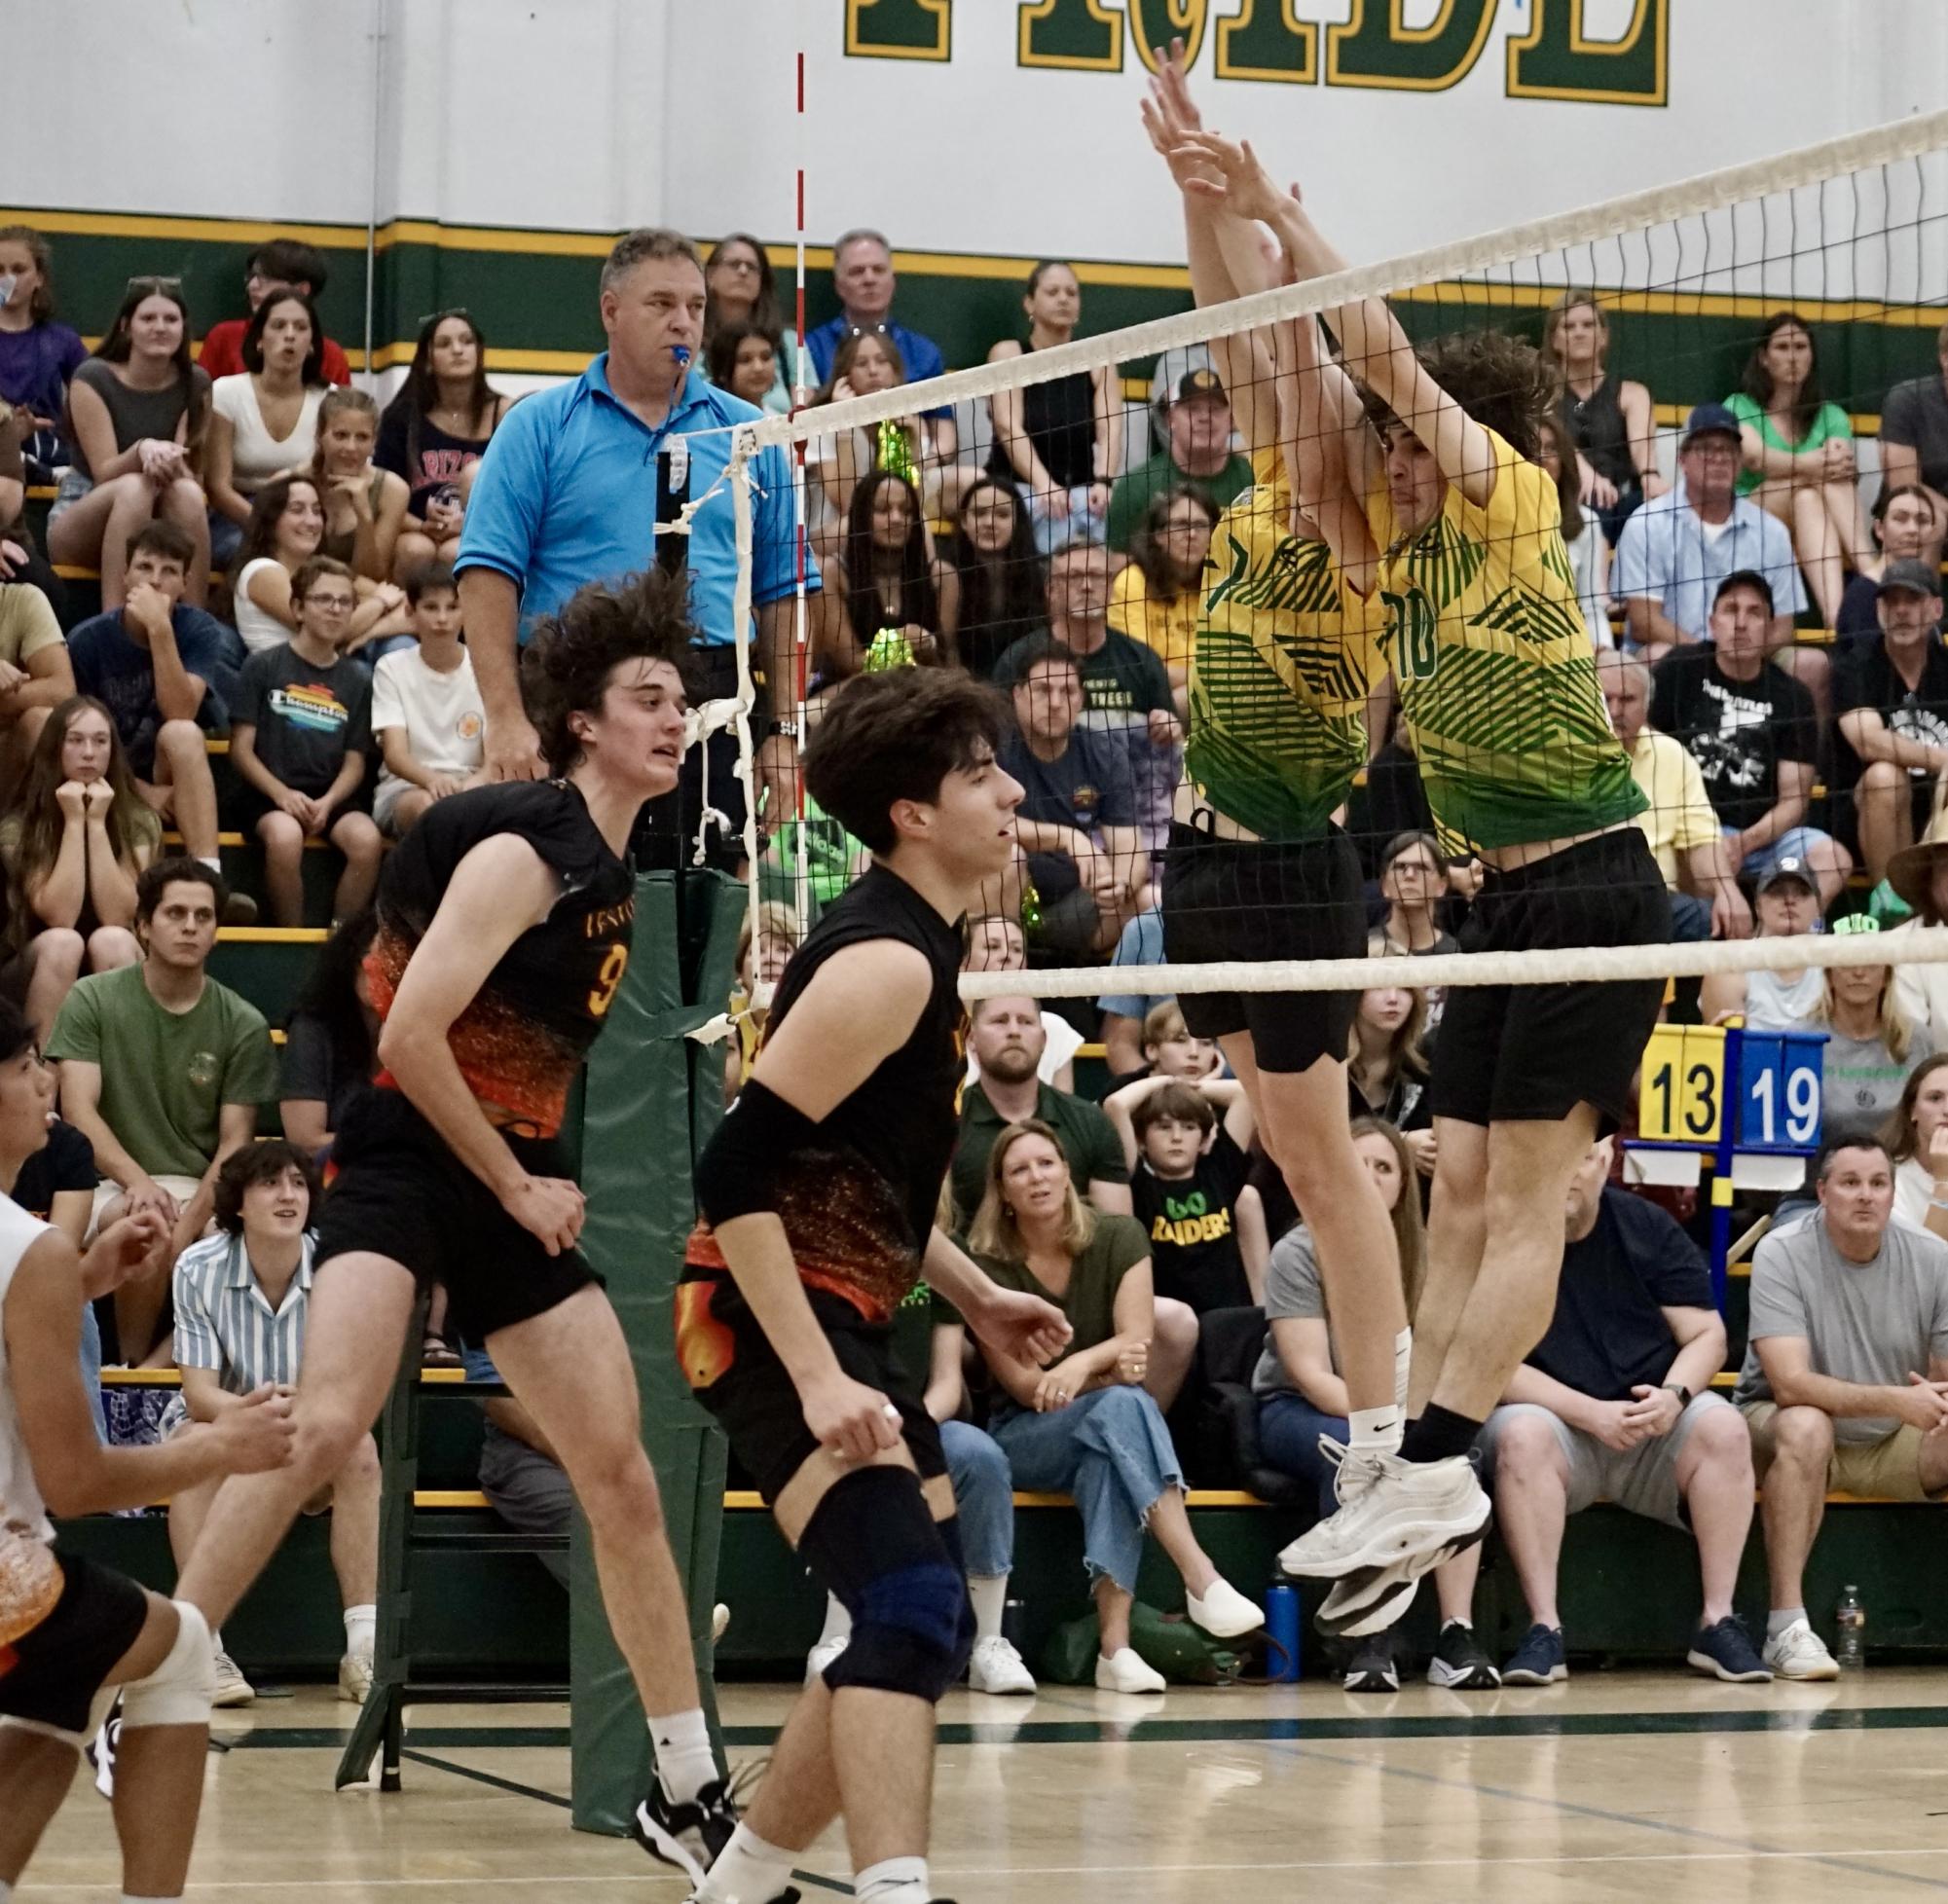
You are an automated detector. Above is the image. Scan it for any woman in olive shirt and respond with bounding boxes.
[968,1118,1261,1693]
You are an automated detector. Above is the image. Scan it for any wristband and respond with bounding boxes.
[764,718,799,741]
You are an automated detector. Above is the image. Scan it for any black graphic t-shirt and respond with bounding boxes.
[1649,647,1819,830]
[1832,634,1948,799]
[233,644,373,799]
[1132,1125,1252,1315]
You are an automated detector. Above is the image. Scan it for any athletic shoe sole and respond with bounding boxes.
[1342,1668,1400,1694]
[1279,1479,1492,1582]
[631,1803,708,1887]
[1686,1647,1773,1684]
[1500,1664,1569,1686]
[1765,1652,1840,1682]
[1314,1517,1491,1639]
[1426,1658,1502,1690]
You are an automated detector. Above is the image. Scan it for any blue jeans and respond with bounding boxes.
[79,1301,107,1443]
[1256,1391,1347,1518]
[940,1419,1013,1579]
[991,1385,1183,1593]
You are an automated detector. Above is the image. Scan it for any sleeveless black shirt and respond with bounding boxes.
[986,342,1097,493]
[1562,374,1636,493]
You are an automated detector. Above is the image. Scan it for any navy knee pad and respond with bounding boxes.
[799,1465,974,1703]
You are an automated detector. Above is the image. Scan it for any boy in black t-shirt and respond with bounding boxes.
[227,556,381,926]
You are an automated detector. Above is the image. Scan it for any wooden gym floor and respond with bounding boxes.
[21,1671,1948,1902]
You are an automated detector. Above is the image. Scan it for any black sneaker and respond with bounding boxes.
[1500,1623,1567,1686]
[1341,1631,1400,1693]
[1426,1620,1501,1690]
[634,1776,738,1885]
[1686,1615,1772,1684]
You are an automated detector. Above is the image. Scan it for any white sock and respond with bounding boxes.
[968,1574,1008,1644]
[1347,1405,1403,1455]
[1768,1607,1807,1640]
[697,1821,796,1904]
[1393,1328,1413,1413]
[818,1593,854,1647]
[343,1603,377,1661]
[197,855,223,876]
[649,1706,717,1807]
[856,1854,930,1904]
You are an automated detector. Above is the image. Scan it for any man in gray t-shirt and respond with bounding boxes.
[1737,1136,1948,1679]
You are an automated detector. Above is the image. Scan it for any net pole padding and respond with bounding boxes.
[959,928,1948,1004]
[739,106,1948,457]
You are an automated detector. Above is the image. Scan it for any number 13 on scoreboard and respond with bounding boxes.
[1640,1024,1725,1144]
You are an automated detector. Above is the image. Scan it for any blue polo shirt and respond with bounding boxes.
[455,353,809,644]
[1612,483,1808,642]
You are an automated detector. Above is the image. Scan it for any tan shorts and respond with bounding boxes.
[1742,1400,1947,1503]
[87,1175,203,1243]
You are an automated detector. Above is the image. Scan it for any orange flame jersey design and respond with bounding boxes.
[674,1279,739,1392]
[685,1147,925,1326]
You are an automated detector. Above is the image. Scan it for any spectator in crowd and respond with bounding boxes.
[234,473,409,659]
[999,637,1147,958]
[0,575,77,792]
[700,233,799,413]
[1103,1075,1265,1313]
[722,900,802,1107]
[377,309,511,579]
[1253,1117,1497,1692]
[457,229,806,819]
[0,696,159,1041]
[1347,984,1434,1166]
[1110,487,1218,711]
[64,521,245,918]
[1613,403,1808,661]
[13,1098,113,1437]
[228,555,382,928]
[1813,919,1930,1129]
[962,911,1083,1089]
[1650,571,1850,903]
[1542,289,1666,543]
[1736,1135,1948,1679]
[1880,1052,1948,1237]
[165,1141,379,1706]
[1889,816,1948,1037]
[803,228,948,391]
[1096,907,1168,1079]
[48,859,279,1359]
[0,225,88,471]
[1832,559,1948,882]
[942,476,1046,682]
[1128,999,1223,1084]
[1838,486,1940,641]
[1105,366,1252,555]
[1369,830,1459,960]
[1882,317,1948,535]
[1597,649,1751,942]
[311,387,412,593]
[1728,312,1871,630]
[278,908,377,1160]
[815,469,955,678]
[369,563,484,836]
[1478,1138,1767,1685]
[1535,411,1610,646]
[986,262,1121,553]
[47,277,212,610]
[1700,859,1826,1032]
[805,1288,1039,1697]
[198,238,353,385]
[806,328,961,554]
[204,289,331,568]
[704,320,783,414]
[952,994,1133,1223]
[967,1119,1263,1692]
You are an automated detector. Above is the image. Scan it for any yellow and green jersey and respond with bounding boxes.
[1186,450,1380,843]
[1371,428,1643,854]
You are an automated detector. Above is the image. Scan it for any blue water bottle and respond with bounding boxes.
[1265,1584,1301,1682]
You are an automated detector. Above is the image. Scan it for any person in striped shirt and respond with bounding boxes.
[163,1141,377,1709]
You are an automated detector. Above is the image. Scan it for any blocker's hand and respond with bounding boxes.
[971,1284,1073,1371]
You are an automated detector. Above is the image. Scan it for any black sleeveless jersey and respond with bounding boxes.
[366,780,634,1137]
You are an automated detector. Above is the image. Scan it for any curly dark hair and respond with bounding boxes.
[212,1138,319,1236]
[522,568,701,775]
[1411,329,1561,463]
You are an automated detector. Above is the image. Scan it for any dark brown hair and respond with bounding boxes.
[291,554,355,604]
[240,287,325,384]
[135,856,226,923]
[212,1138,319,1236]
[1412,329,1560,463]
[1131,1080,1216,1140]
[1741,311,1826,446]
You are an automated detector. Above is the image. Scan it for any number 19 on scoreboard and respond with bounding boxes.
[1638,1022,1826,1155]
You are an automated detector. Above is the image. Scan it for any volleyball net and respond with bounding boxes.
[709,104,1948,1007]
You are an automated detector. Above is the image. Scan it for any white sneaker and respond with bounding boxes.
[968,1634,1037,1695]
[1094,1646,1166,1694]
[1278,1450,1489,1582]
[1186,1578,1263,1639]
[338,1653,374,1705]
[1763,1617,1840,1682]
[805,1632,849,1683]
[210,1649,256,1707]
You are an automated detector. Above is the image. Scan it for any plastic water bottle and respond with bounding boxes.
[1264,1584,1301,1683]
[1835,1585,1865,1671]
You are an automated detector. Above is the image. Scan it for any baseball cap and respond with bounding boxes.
[1877,557,1941,599]
[1755,856,1818,898]
[1713,569,1775,613]
[1680,402,1742,448]
[1174,366,1226,405]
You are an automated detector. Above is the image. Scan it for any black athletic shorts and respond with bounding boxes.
[0,1550,148,1739]
[674,1270,945,1505]
[315,1085,599,1341]
[1430,829,1670,1130]
[1160,821,1366,1074]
